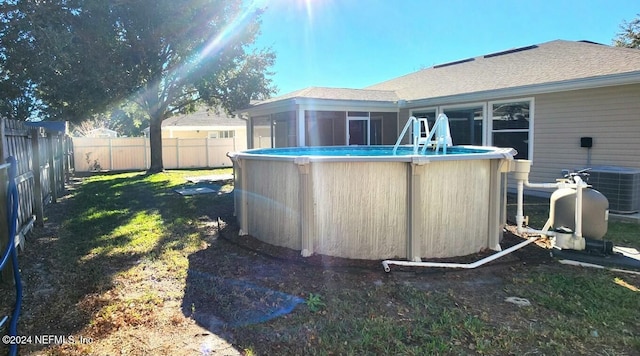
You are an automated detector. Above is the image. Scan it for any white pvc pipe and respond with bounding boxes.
[513,159,586,239]
[382,237,540,272]
[522,228,556,236]
[516,180,525,234]
[516,179,563,235]
[524,181,563,189]
[573,175,585,238]
[558,259,640,276]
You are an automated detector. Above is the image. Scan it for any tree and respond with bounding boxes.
[614,13,640,49]
[70,104,146,137]
[1,1,133,121]
[1,0,276,171]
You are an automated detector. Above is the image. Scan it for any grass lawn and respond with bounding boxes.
[1,169,639,355]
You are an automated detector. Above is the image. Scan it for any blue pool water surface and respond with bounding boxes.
[248,145,491,157]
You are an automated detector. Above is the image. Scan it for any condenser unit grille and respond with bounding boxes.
[588,167,640,214]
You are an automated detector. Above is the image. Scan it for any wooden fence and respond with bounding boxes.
[1,123,242,257]
[72,137,244,172]
[0,118,70,253]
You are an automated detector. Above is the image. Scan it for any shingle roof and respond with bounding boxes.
[366,40,640,100]
[245,40,640,111]
[162,108,245,127]
[252,87,399,106]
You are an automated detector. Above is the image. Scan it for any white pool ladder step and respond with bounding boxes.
[393,114,453,155]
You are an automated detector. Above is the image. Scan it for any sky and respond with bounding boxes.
[249,0,639,96]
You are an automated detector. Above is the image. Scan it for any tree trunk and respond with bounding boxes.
[148,113,164,173]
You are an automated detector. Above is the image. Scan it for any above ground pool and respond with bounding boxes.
[229,145,516,261]
[245,145,494,158]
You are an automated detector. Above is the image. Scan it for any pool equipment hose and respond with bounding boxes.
[0,157,22,356]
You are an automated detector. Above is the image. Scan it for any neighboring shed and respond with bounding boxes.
[85,127,118,138]
[239,40,640,200]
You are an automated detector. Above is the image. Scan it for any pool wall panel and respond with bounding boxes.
[415,160,491,258]
[311,162,407,259]
[244,159,301,249]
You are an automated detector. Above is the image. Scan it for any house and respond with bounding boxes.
[239,40,640,199]
[85,127,118,138]
[144,108,247,143]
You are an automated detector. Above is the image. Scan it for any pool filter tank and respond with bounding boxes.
[550,184,613,254]
[512,160,615,256]
[551,187,609,239]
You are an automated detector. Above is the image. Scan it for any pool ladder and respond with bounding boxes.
[392,114,452,155]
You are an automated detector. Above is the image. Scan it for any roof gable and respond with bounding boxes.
[87,127,117,134]
[162,108,245,127]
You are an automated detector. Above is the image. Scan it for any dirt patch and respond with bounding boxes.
[182,224,560,348]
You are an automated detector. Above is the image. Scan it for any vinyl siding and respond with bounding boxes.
[528,84,640,193]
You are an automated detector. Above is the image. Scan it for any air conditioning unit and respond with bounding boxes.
[587,166,640,214]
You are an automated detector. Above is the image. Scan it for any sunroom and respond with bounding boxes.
[241,89,533,162]
[241,87,401,149]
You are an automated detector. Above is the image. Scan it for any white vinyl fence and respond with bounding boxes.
[73,137,245,172]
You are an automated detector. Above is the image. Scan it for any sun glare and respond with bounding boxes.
[303,0,314,20]
[614,277,639,292]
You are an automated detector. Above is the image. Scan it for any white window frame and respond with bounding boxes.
[488,97,534,160]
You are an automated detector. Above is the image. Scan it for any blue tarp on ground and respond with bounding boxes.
[174,183,222,196]
[185,269,305,329]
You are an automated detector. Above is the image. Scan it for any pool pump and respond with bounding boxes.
[512,160,613,254]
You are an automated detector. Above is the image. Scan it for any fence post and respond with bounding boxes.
[176,138,180,169]
[144,137,148,169]
[47,132,58,203]
[0,163,12,282]
[0,118,6,161]
[56,132,65,192]
[109,138,113,170]
[30,130,45,227]
[206,138,210,168]
[64,135,72,183]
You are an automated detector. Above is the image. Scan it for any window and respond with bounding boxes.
[490,100,531,159]
[412,109,437,141]
[273,111,297,148]
[442,105,484,146]
[411,100,532,158]
[347,112,370,145]
[306,111,344,146]
[370,116,383,145]
[251,116,274,148]
[209,130,235,139]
